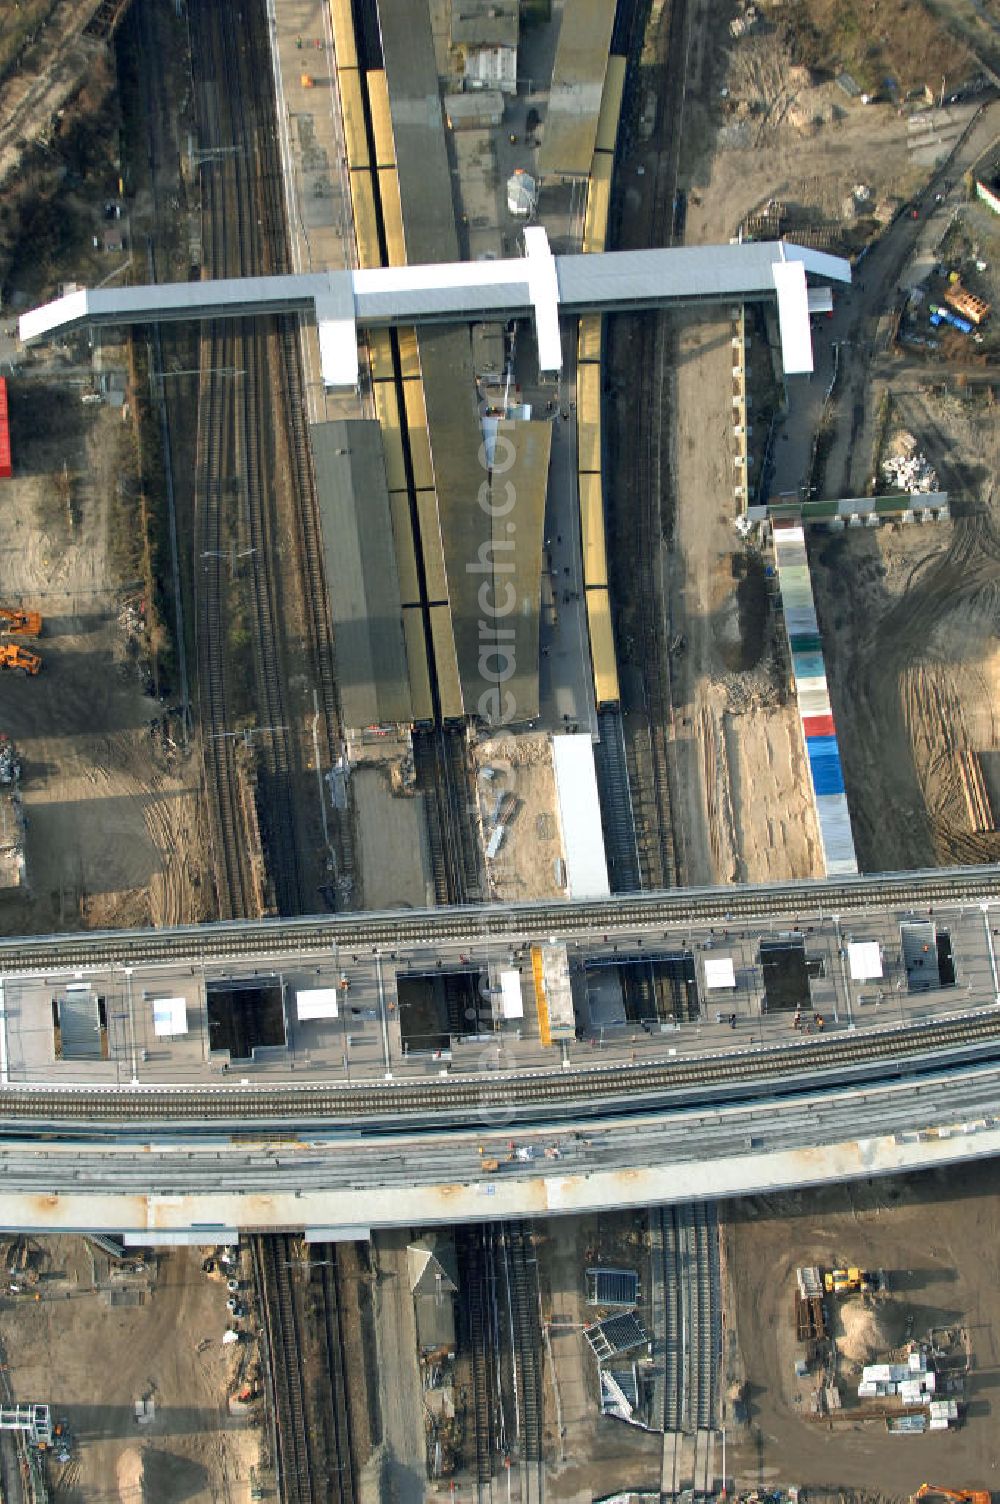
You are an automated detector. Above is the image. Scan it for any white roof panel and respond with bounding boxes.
[551,734,610,899]
[772,257,814,375]
[296,988,340,1021]
[317,316,360,388]
[848,941,883,981]
[499,969,524,1019]
[152,997,188,1037]
[704,957,736,989]
[524,226,563,372]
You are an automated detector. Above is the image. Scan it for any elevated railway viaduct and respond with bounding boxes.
[0,868,999,1236]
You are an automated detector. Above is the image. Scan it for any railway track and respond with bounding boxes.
[0,1007,995,1125]
[189,0,312,915]
[318,1247,357,1504]
[252,1235,314,1503]
[501,1222,543,1498]
[0,864,996,972]
[459,1228,499,1496]
[191,17,256,920]
[604,0,694,890]
[660,1208,683,1432]
[252,1236,356,1504]
[413,728,483,904]
[593,709,642,893]
[659,1201,720,1439]
[689,1201,719,1432]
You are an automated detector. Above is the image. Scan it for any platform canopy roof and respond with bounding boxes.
[20,236,850,386]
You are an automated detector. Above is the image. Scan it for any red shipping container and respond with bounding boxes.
[0,378,10,479]
[802,712,835,739]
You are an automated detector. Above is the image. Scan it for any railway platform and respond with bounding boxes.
[264,0,359,423]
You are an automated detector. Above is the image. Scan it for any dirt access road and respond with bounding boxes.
[724,1161,1000,1493]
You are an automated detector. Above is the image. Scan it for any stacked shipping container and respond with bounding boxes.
[772,522,858,876]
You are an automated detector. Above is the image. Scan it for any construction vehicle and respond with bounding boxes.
[0,608,41,637]
[823,1266,875,1295]
[0,645,40,675]
[911,1487,990,1504]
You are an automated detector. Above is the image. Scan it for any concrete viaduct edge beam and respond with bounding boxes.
[1,1124,998,1237]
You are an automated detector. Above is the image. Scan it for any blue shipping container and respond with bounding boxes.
[809,745,846,796]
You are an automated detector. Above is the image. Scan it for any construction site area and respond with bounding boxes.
[0,1168,997,1502]
[1,0,1000,1500]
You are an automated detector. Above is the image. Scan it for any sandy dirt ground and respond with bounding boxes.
[0,384,210,935]
[808,388,1000,872]
[536,1214,661,1504]
[658,0,994,886]
[472,732,566,902]
[723,1160,1000,1493]
[667,310,823,886]
[0,1240,260,1504]
[684,33,967,251]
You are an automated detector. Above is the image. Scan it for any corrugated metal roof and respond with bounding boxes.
[595,55,627,156]
[378,0,459,266]
[488,419,551,724]
[815,793,858,873]
[367,69,396,168]
[312,420,412,728]
[579,472,608,588]
[450,0,518,48]
[587,587,619,706]
[578,362,602,471]
[583,152,613,254]
[537,0,617,178]
[20,244,851,390]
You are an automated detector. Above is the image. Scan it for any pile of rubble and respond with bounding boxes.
[882,451,939,494]
[117,597,146,646]
[0,734,20,786]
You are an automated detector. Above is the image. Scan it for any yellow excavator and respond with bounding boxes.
[823,1266,875,1295]
[0,607,42,637]
[911,1487,990,1504]
[0,644,41,675]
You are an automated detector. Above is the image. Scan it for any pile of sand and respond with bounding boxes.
[116,1446,146,1504]
[836,1297,907,1364]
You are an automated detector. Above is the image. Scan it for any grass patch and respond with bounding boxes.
[777,0,974,94]
[0,0,59,86]
[124,339,178,698]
